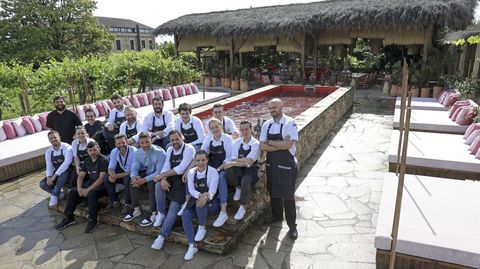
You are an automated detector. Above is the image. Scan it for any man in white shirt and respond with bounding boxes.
[103,94,126,150]
[39,130,73,207]
[143,96,174,150]
[151,130,195,250]
[207,103,239,139]
[259,98,299,240]
[103,134,137,214]
[175,103,205,150]
[119,106,144,146]
[224,121,260,220]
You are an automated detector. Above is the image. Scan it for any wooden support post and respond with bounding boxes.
[230,39,234,80]
[471,43,480,78]
[174,34,179,57]
[421,25,433,70]
[396,58,409,174]
[313,35,318,84]
[389,93,413,269]
[224,57,228,80]
[196,48,201,69]
[300,32,306,82]
[459,45,468,76]
[239,52,243,66]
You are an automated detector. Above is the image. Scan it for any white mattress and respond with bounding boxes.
[375,173,480,268]
[393,108,468,134]
[0,91,230,168]
[394,97,447,111]
[388,131,480,174]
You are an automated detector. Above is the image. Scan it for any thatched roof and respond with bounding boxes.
[154,0,477,38]
[444,25,480,43]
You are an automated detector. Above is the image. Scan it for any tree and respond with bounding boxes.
[0,0,114,65]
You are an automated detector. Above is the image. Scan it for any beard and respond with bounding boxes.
[154,107,163,114]
[56,104,65,111]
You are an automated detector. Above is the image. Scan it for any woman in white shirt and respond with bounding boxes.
[181,150,219,261]
[71,126,95,185]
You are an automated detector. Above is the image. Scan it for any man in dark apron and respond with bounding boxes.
[144,96,174,150]
[176,103,205,151]
[39,130,73,208]
[260,98,299,240]
[151,130,196,250]
[103,94,126,151]
[55,141,108,233]
[119,106,143,146]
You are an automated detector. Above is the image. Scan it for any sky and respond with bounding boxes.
[94,0,480,42]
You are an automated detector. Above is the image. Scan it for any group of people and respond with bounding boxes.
[39,93,299,261]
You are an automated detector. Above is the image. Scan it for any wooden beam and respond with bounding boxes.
[396,58,409,174]
[421,25,434,70]
[230,38,234,80]
[313,35,318,83]
[234,38,248,54]
[174,34,179,57]
[458,45,468,76]
[471,44,480,79]
[300,32,306,82]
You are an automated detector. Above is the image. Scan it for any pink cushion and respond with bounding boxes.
[175,86,185,97]
[455,107,476,126]
[470,136,480,155]
[106,100,114,109]
[101,101,111,114]
[89,104,100,118]
[29,115,43,132]
[441,93,453,106]
[95,103,106,116]
[12,119,26,137]
[162,89,172,100]
[445,94,459,107]
[190,83,199,94]
[38,113,48,130]
[465,129,480,145]
[449,101,470,119]
[135,95,145,107]
[169,87,177,98]
[140,93,148,105]
[184,85,193,95]
[76,105,86,121]
[22,117,36,134]
[130,96,140,108]
[437,91,446,101]
[146,92,155,104]
[153,90,161,97]
[122,97,132,107]
[0,123,7,141]
[2,121,16,139]
[464,123,480,139]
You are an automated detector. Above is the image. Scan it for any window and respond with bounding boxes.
[115,40,121,50]
[149,40,153,49]
[141,40,146,49]
[130,40,135,50]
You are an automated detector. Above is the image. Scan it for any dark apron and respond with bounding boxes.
[51,149,65,174]
[221,117,231,135]
[265,123,297,200]
[76,143,89,166]
[238,142,258,167]
[125,122,138,139]
[180,122,198,144]
[185,168,209,209]
[167,145,186,204]
[117,147,130,172]
[112,111,126,135]
[208,140,226,169]
[151,114,166,147]
[84,158,101,188]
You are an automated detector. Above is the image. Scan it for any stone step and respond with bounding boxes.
[54,184,270,255]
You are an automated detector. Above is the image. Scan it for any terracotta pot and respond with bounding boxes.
[396,85,404,97]
[211,77,217,87]
[433,86,442,98]
[231,79,240,91]
[240,79,249,91]
[389,84,398,97]
[224,78,231,88]
[411,87,420,97]
[421,87,431,97]
[221,78,225,88]
[204,77,211,88]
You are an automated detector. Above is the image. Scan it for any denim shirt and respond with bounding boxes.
[130,145,166,181]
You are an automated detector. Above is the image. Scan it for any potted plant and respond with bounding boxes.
[240,68,249,91]
[390,61,402,97]
[230,65,241,91]
[211,66,220,87]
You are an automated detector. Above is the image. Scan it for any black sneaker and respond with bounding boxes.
[84,220,98,233]
[55,218,77,230]
[289,228,298,240]
[139,216,154,227]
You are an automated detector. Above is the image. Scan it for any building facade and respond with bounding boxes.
[96,16,156,52]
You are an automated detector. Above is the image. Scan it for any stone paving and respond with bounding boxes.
[0,88,395,269]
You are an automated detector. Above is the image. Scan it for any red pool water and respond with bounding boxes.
[197,85,336,130]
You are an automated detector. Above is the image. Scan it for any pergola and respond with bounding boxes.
[444,25,480,78]
[154,0,477,79]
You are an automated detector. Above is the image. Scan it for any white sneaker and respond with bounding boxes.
[49,195,58,207]
[233,188,241,201]
[213,211,228,227]
[151,235,165,250]
[153,213,165,227]
[115,184,125,193]
[194,225,207,241]
[234,206,246,220]
[177,202,187,216]
[184,244,198,260]
[123,208,141,222]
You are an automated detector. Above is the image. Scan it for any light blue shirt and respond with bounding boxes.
[131,145,166,181]
[108,146,137,172]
